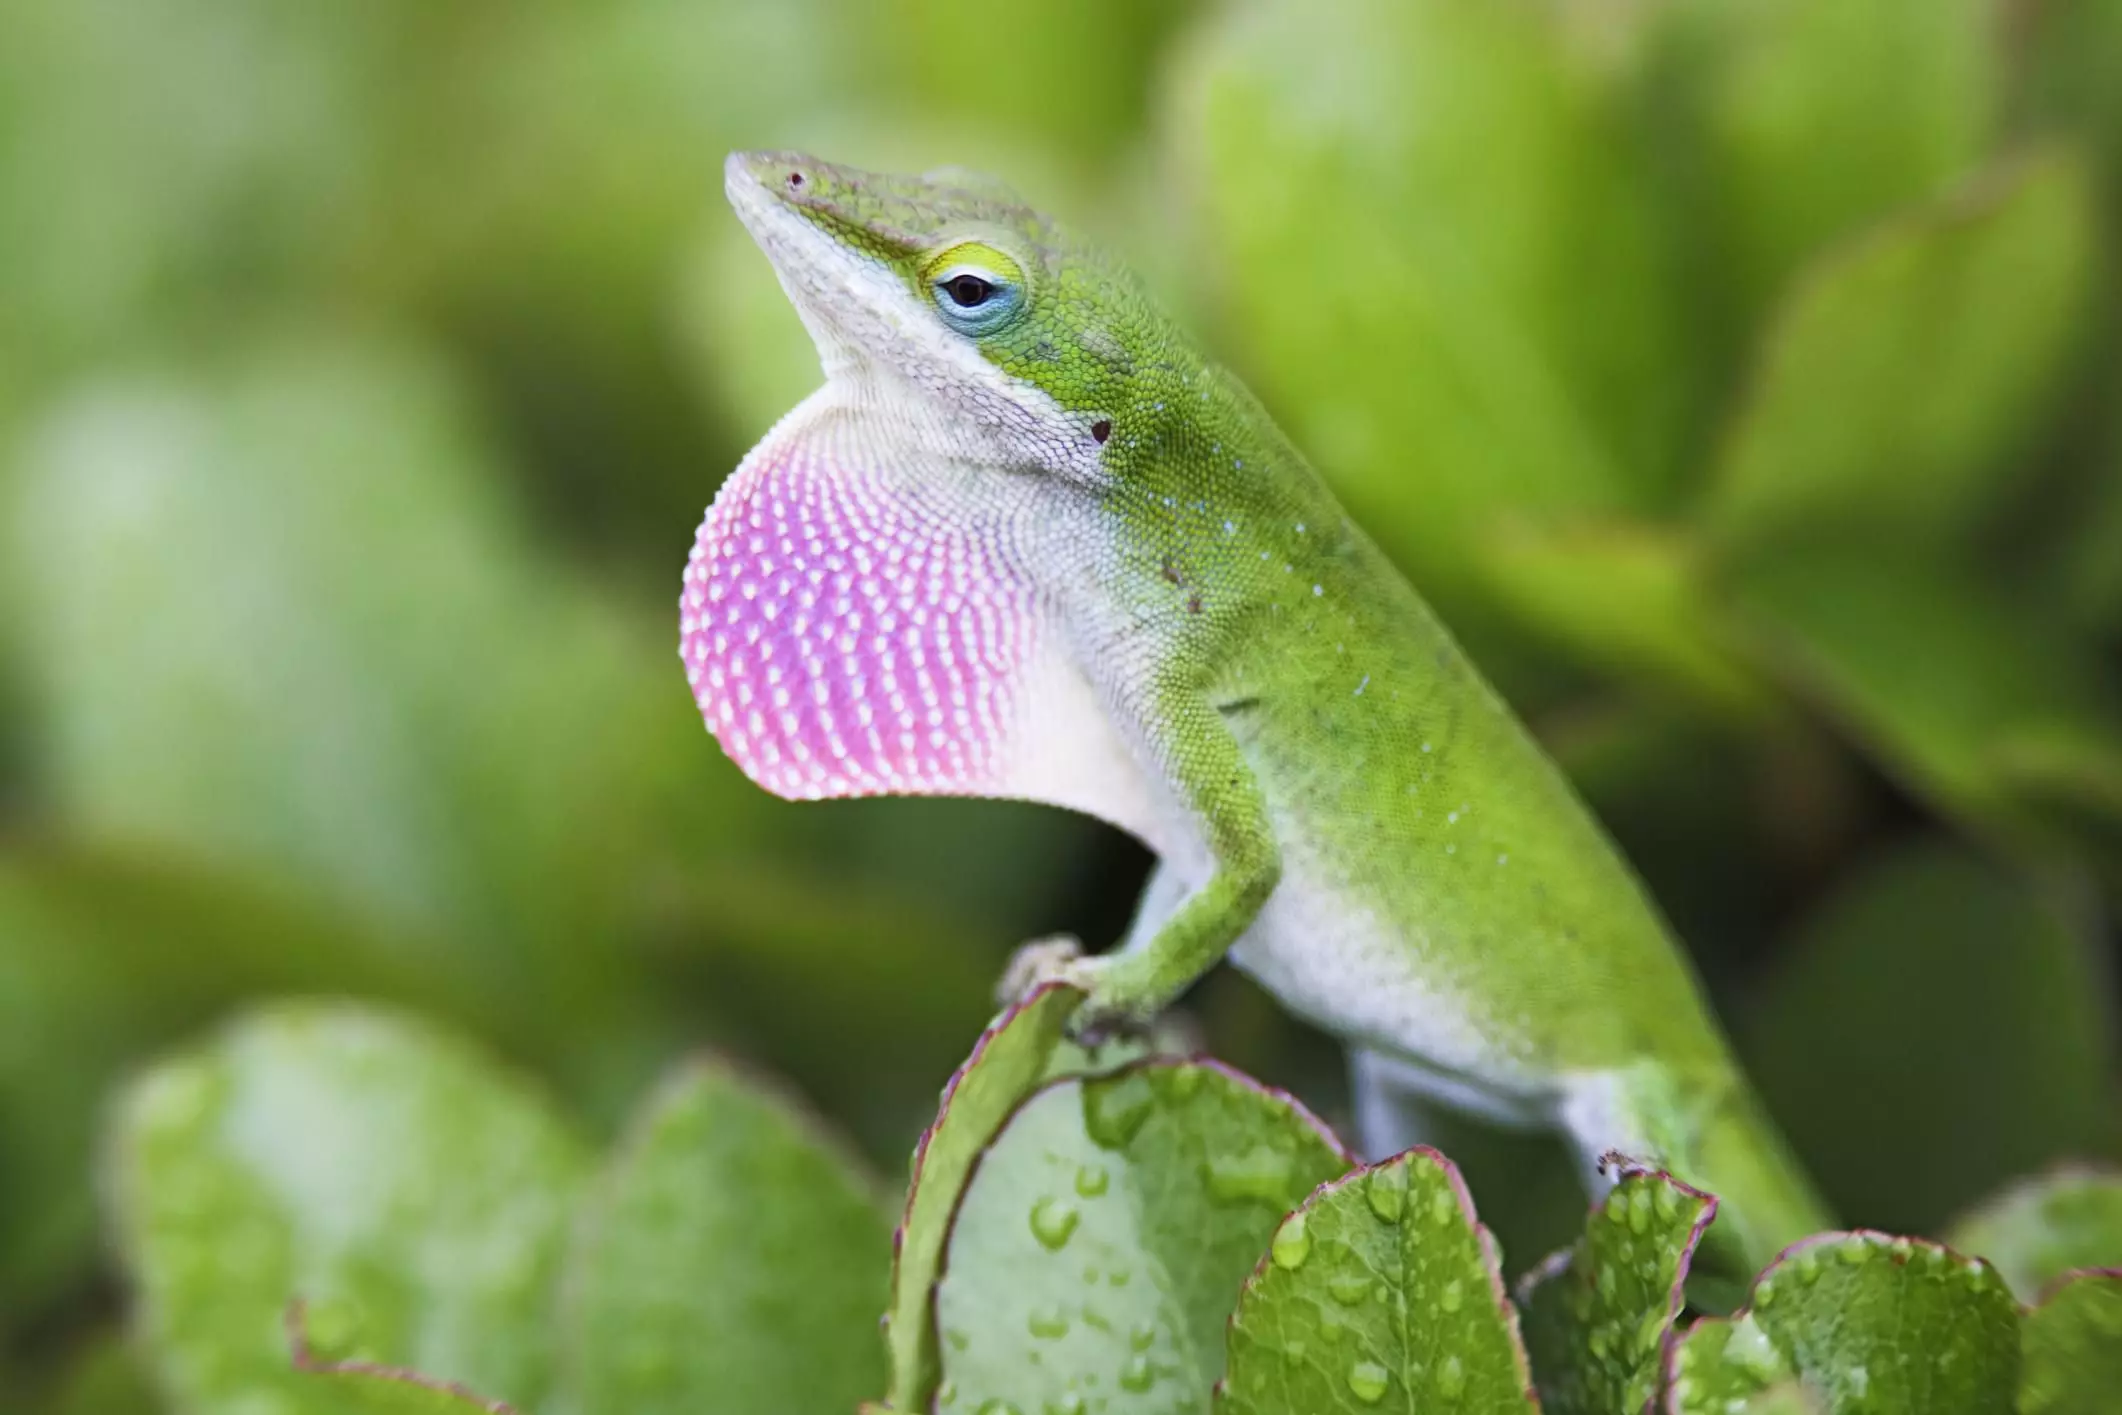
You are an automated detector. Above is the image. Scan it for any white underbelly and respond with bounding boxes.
[1224,857,1554,1104]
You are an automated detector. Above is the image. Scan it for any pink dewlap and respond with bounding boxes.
[680,434,1036,800]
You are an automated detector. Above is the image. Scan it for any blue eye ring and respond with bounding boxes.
[930,261,1024,336]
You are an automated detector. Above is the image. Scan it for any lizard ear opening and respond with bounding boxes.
[680,401,1040,801]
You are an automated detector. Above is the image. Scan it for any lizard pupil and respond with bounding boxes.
[944,274,994,308]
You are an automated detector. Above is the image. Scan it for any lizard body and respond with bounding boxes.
[683,151,1828,1278]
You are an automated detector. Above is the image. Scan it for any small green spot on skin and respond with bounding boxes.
[1440,1279,1464,1313]
[1165,1063,1203,1099]
[976,1400,1022,1415]
[1436,1354,1466,1398]
[1347,1359,1389,1403]
[1044,1397,1086,1415]
[1119,1355,1155,1392]
[1029,1197,1080,1251]
[1272,1211,1312,1269]
[1429,1183,1456,1227]
[1073,1164,1109,1198]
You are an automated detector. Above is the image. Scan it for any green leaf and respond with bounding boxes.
[1217,1146,1535,1414]
[1667,1233,2023,1414]
[290,1305,520,1414]
[2019,1272,2122,1415]
[1477,521,1765,716]
[1946,1169,2122,1303]
[1730,550,2122,849]
[935,1060,1349,1413]
[1171,0,1694,605]
[108,1003,592,1412]
[1518,1168,1716,1414]
[1706,149,2097,554]
[30,1332,160,1415]
[0,845,437,1314]
[561,1059,891,1415]
[1663,1318,1819,1415]
[3,335,761,1021]
[1741,842,2118,1237]
[1663,0,2000,329]
[882,984,1135,1412]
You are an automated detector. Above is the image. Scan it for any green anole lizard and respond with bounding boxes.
[683,151,1830,1282]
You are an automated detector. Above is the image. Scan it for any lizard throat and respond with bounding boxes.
[679,411,1039,800]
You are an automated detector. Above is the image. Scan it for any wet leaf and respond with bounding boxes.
[882,985,1140,1411]
[108,1003,591,1412]
[1741,842,2118,1236]
[1707,149,2097,555]
[1218,1146,1534,1414]
[1666,1232,2022,1414]
[1518,1167,1715,1414]
[562,1060,890,1415]
[934,1061,1347,1413]
[1946,1169,2122,1303]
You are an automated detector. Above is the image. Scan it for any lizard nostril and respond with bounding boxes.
[786,170,805,189]
[1091,419,1112,444]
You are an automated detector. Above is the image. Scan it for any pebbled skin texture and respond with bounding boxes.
[688,151,1831,1277]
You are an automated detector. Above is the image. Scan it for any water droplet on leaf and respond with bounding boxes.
[1328,1271,1372,1305]
[1207,1143,1297,1206]
[1030,1196,1080,1251]
[1347,1359,1389,1403]
[1271,1210,1311,1268]
[1082,1072,1156,1149]
[1367,1163,1407,1222]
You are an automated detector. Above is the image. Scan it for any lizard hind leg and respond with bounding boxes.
[1347,1046,1549,1163]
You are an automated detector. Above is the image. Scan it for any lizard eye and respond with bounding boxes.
[942,272,995,308]
[925,243,1027,338]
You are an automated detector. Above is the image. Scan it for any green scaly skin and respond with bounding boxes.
[686,151,1830,1281]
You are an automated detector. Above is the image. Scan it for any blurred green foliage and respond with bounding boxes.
[1,0,2120,1407]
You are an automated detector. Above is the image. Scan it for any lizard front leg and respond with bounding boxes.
[1004,695,1280,1034]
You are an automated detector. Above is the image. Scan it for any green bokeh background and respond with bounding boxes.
[2,0,2119,1406]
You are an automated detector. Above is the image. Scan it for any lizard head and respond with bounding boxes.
[688,152,1247,815]
[724,149,1164,479]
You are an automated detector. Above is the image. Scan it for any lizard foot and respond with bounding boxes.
[996,934,1089,1007]
[998,935,1160,1043]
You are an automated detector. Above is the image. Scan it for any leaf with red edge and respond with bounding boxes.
[1218,1147,1537,1415]
[1665,1232,2021,1413]
[933,1058,1350,1413]
[1518,1165,1717,1414]
[880,984,1145,1411]
[1946,1167,2122,1303]
[290,1302,521,1413]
